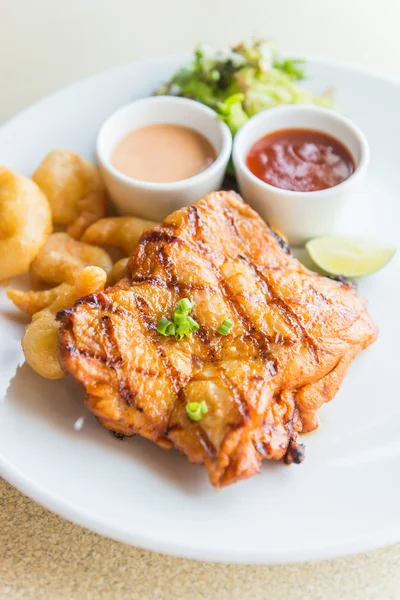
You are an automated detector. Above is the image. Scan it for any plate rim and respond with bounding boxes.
[1,52,399,564]
[2,452,399,564]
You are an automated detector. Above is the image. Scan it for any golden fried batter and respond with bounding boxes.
[7,283,70,316]
[108,257,129,286]
[32,149,106,238]
[0,167,52,281]
[31,232,113,286]
[23,266,107,379]
[81,216,157,255]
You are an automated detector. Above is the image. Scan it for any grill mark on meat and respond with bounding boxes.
[197,429,218,461]
[268,297,319,363]
[64,343,158,382]
[133,295,157,332]
[267,223,291,254]
[64,343,107,364]
[72,292,131,320]
[222,204,242,239]
[131,275,213,293]
[218,368,251,421]
[188,206,276,367]
[327,273,356,290]
[156,247,180,294]
[139,229,182,246]
[164,207,254,427]
[221,207,320,364]
[188,205,200,236]
[186,324,252,426]
[308,283,330,305]
[164,423,182,436]
[133,294,182,394]
[100,316,124,367]
[213,270,276,368]
[100,315,139,409]
[131,276,170,289]
[117,378,138,408]
[164,389,187,437]
[187,208,276,421]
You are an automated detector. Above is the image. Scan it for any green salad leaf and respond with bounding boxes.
[155,39,333,137]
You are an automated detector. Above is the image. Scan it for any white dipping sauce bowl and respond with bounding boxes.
[233,105,369,245]
[97,96,232,221]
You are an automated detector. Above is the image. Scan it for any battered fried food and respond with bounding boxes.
[31,232,113,286]
[57,192,377,486]
[7,283,70,316]
[81,216,157,255]
[108,257,129,285]
[0,167,52,282]
[32,149,106,238]
[23,266,107,379]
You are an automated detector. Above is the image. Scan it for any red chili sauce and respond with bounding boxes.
[246,128,355,192]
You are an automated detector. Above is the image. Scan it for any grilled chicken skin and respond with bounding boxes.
[57,191,377,486]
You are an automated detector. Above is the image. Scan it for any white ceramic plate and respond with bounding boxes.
[0,54,399,564]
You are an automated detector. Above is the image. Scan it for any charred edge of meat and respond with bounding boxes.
[139,230,181,246]
[254,440,272,457]
[267,224,291,254]
[326,273,357,289]
[117,377,137,408]
[284,439,306,464]
[74,292,108,310]
[56,307,73,324]
[111,431,127,441]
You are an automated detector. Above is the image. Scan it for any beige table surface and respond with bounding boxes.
[1,478,399,600]
[1,1,400,598]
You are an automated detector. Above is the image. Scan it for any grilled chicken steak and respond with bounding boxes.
[57,191,377,486]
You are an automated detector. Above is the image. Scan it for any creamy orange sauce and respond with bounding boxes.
[111,124,216,183]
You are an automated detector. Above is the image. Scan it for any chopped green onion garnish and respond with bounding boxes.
[177,298,194,314]
[166,322,176,336]
[175,320,191,340]
[157,317,175,336]
[199,400,208,414]
[173,310,189,325]
[186,400,209,421]
[187,316,199,331]
[157,298,199,340]
[218,319,233,336]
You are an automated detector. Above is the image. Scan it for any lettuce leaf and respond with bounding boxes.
[155,39,333,137]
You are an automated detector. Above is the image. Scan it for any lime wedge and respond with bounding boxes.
[305,236,396,277]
